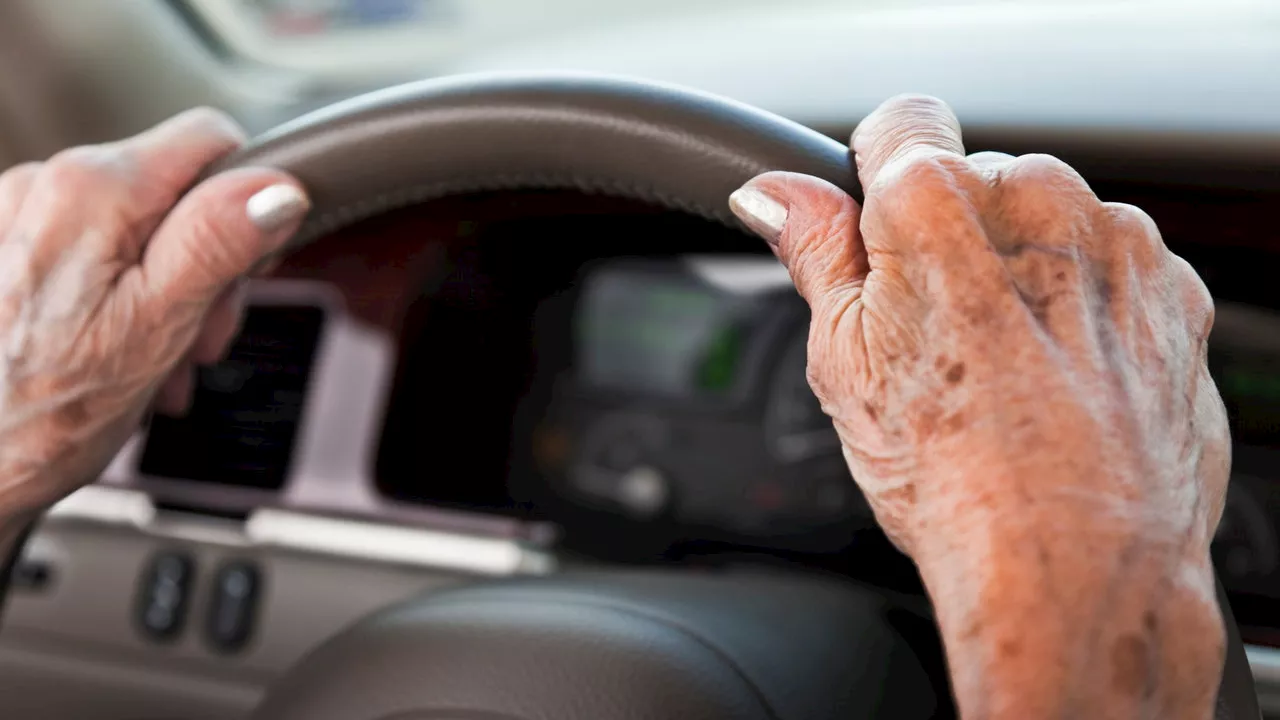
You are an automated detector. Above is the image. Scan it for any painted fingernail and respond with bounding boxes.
[728,186,788,246]
[246,184,310,234]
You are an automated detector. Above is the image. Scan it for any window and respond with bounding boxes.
[182,0,464,80]
[236,0,449,37]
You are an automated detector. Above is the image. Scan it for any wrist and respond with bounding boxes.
[913,516,1222,720]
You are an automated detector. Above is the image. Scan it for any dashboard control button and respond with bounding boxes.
[136,551,194,642]
[205,560,261,653]
[11,558,53,592]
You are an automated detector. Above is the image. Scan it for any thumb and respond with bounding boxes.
[728,171,867,306]
[138,167,309,312]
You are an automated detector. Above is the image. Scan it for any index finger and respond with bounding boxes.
[114,107,248,214]
[122,106,247,189]
[851,94,965,192]
[51,108,248,247]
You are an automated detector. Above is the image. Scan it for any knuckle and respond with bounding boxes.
[1098,202,1166,269]
[965,151,1016,177]
[804,290,864,407]
[872,150,971,198]
[804,358,829,404]
[865,153,982,247]
[855,94,946,142]
[1003,153,1089,189]
[185,105,235,127]
[176,106,244,141]
[981,156,1099,251]
[1169,253,1214,336]
[0,161,41,185]
[803,344,845,416]
[856,94,963,165]
[1102,202,1161,243]
[998,154,1098,209]
[878,93,956,123]
[44,146,125,193]
[804,319,838,403]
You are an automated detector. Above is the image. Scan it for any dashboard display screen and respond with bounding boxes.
[576,268,748,397]
[139,305,326,490]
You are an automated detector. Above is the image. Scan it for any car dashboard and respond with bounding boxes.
[107,195,887,565]
[97,177,1280,606]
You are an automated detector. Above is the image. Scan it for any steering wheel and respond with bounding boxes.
[215,72,1262,720]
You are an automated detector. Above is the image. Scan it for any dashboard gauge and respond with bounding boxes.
[614,466,671,517]
[541,258,872,544]
[567,413,673,519]
[765,330,841,463]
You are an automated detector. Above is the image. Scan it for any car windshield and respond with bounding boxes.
[231,0,1198,33]
[187,0,1239,79]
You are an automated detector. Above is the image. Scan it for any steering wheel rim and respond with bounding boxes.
[217,71,1261,720]
[213,71,859,247]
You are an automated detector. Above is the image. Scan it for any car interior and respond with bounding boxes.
[0,1,1278,718]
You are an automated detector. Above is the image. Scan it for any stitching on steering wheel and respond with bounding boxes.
[297,174,736,244]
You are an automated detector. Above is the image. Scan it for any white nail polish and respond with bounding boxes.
[246,184,310,233]
[728,187,788,245]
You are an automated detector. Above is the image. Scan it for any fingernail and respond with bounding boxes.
[728,186,788,246]
[247,184,310,234]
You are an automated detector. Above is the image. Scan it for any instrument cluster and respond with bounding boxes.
[523,256,870,547]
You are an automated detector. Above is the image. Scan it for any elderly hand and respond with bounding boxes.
[0,108,308,522]
[730,96,1229,720]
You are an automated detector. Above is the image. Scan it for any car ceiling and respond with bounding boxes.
[2,0,1278,165]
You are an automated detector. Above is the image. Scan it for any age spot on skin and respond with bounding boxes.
[945,362,966,384]
[886,482,916,506]
[1111,633,1152,695]
[998,638,1022,660]
[863,401,878,420]
[997,242,1076,261]
[60,398,89,427]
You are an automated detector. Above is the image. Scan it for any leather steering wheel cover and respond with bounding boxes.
[222,72,1262,720]
[212,72,859,246]
[253,571,945,720]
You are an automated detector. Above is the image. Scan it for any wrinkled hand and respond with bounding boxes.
[730,96,1229,720]
[0,108,308,517]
